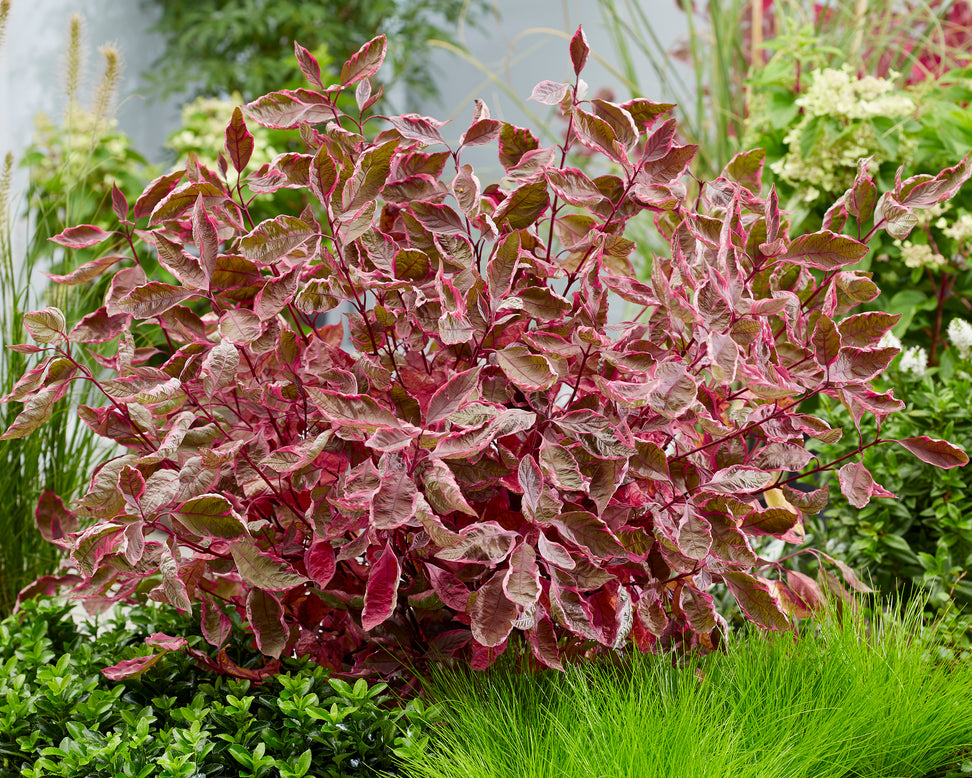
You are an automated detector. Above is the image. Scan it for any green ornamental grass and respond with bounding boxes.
[399,599,972,778]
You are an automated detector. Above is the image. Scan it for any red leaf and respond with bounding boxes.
[470,571,517,647]
[569,25,590,75]
[421,458,477,517]
[493,181,550,230]
[498,124,540,169]
[785,569,826,611]
[503,542,540,608]
[246,588,289,659]
[225,107,255,173]
[527,616,563,670]
[306,388,405,431]
[201,595,232,648]
[49,224,112,249]
[102,653,165,681]
[832,558,873,593]
[546,167,604,206]
[681,586,719,633]
[119,465,146,504]
[551,511,627,560]
[769,581,812,619]
[1,387,59,440]
[410,201,466,235]
[310,145,338,203]
[705,466,773,494]
[848,167,877,224]
[723,148,765,194]
[550,581,599,641]
[812,316,841,367]
[24,308,66,344]
[239,214,314,265]
[35,489,77,548]
[340,35,387,86]
[750,443,814,472]
[244,89,337,129]
[459,118,501,148]
[470,640,508,671]
[537,532,576,570]
[218,309,264,345]
[530,80,571,105]
[648,361,697,418]
[361,542,401,630]
[426,366,481,424]
[133,171,184,222]
[837,461,875,509]
[783,230,868,270]
[145,632,188,651]
[895,153,972,209]
[15,573,82,607]
[830,347,898,383]
[677,510,712,560]
[518,456,544,521]
[230,542,308,590]
[69,308,129,344]
[370,456,419,529]
[427,564,470,612]
[118,282,197,319]
[111,183,128,222]
[435,522,517,564]
[741,507,799,537]
[723,571,789,630]
[893,437,969,469]
[386,113,447,146]
[254,264,301,320]
[837,312,900,348]
[304,540,336,589]
[572,107,622,162]
[294,41,323,89]
[495,345,557,391]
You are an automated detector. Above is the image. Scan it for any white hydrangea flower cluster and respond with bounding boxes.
[769,66,916,200]
[947,318,972,359]
[899,345,929,378]
[893,239,948,269]
[944,212,972,246]
[796,65,915,119]
[915,201,948,227]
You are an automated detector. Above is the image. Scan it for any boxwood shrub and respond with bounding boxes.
[0,597,429,777]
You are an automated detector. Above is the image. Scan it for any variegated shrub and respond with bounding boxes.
[5,29,969,678]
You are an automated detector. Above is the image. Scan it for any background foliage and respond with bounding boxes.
[141,0,489,102]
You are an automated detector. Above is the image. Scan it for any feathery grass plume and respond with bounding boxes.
[91,43,121,129]
[0,152,12,233]
[0,0,12,51]
[64,13,84,107]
